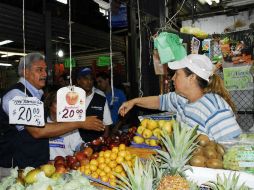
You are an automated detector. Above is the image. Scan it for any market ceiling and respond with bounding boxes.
[0,0,253,67]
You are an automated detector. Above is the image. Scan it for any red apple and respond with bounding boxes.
[55,166,67,174]
[70,161,80,170]
[92,138,102,146]
[90,152,99,160]
[75,151,86,162]
[54,156,65,162]
[54,159,66,167]
[83,147,93,158]
[66,91,79,105]
[66,156,77,167]
[54,162,66,169]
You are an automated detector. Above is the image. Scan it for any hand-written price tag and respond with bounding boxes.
[9,96,45,126]
[57,86,86,122]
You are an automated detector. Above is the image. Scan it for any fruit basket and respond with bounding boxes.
[131,115,175,149]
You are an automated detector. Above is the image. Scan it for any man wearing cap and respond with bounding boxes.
[119,54,242,141]
[0,53,105,173]
[77,68,112,142]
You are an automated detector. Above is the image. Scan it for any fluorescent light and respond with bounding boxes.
[0,51,26,56]
[56,0,67,4]
[1,54,14,58]
[206,0,212,5]
[0,40,13,46]
[0,63,12,67]
[214,0,220,3]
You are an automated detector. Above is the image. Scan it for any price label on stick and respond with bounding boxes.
[9,96,45,126]
[57,86,86,122]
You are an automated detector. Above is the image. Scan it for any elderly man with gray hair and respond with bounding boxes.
[0,53,105,174]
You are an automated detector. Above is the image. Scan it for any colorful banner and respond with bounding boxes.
[223,65,253,91]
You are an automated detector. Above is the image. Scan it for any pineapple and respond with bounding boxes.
[206,173,250,190]
[156,122,199,190]
[116,158,154,190]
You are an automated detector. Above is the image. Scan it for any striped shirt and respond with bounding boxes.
[159,92,242,141]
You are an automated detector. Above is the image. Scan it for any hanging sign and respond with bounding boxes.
[9,96,45,126]
[57,86,86,122]
[223,65,253,91]
[64,58,76,68]
[97,56,110,67]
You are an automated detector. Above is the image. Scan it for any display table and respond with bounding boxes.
[90,147,254,189]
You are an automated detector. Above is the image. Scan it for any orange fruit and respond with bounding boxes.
[101,176,109,183]
[104,150,111,158]
[91,172,99,179]
[98,163,106,170]
[84,165,90,170]
[104,166,111,173]
[109,180,116,187]
[97,157,105,164]
[119,144,126,151]
[105,158,111,164]
[112,147,119,154]
[109,161,117,168]
[89,165,97,172]
[108,173,116,180]
[90,159,98,166]
[99,151,105,157]
[84,169,91,176]
[118,150,126,158]
[116,156,124,164]
[125,154,132,161]
[110,153,117,160]
[99,171,106,177]
[114,165,123,173]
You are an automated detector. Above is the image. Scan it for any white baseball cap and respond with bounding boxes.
[168,54,214,82]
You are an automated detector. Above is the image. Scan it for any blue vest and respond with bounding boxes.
[79,93,106,142]
[0,83,49,168]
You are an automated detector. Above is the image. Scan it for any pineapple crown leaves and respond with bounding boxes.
[115,158,154,190]
[205,173,251,190]
[156,122,199,176]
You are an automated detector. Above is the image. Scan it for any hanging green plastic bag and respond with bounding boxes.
[154,32,187,64]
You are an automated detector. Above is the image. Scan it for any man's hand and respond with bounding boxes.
[82,116,105,131]
[118,100,135,117]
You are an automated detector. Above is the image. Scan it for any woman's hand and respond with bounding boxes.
[118,99,135,117]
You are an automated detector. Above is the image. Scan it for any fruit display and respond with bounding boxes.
[78,144,137,187]
[189,134,225,169]
[132,118,175,148]
[86,128,136,153]
[116,122,253,190]
[0,166,97,190]
[117,122,201,190]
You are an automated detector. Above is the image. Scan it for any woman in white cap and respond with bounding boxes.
[119,54,242,141]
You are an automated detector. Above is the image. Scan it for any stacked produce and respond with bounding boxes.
[0,166,97,190]
[117,122,200,190]
[132,118,174,147]
[86,128,136,153]
[116,122,251,190]
[223,141,254,174]
[189,134,225,169]
[52,146,94,173]
[79,144,137,187]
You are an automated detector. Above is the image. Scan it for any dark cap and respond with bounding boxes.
[77,67,92,78]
